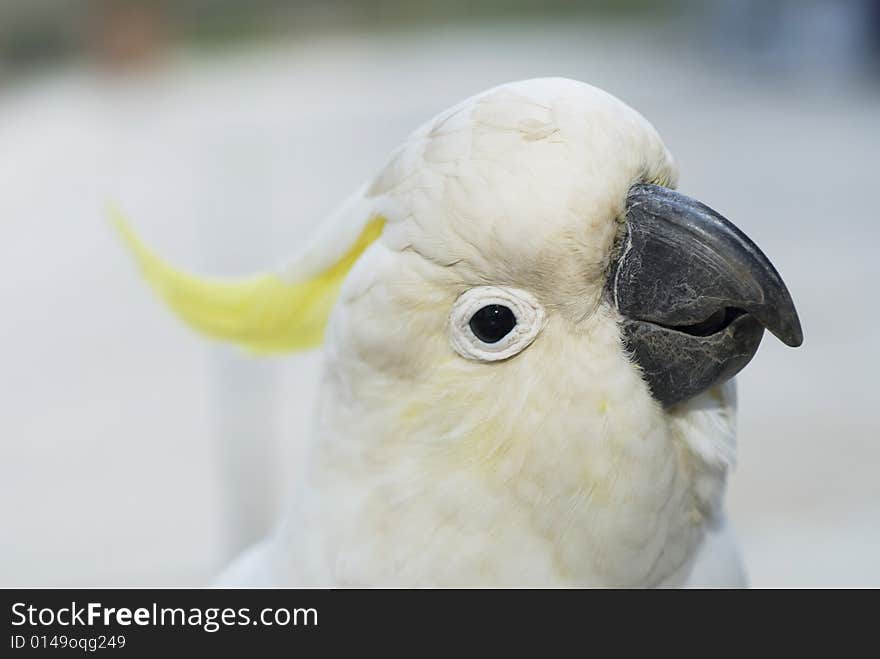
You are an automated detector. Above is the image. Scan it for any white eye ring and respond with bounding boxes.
[449,286,546,362]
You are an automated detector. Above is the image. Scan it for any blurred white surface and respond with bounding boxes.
[1,22,878,586]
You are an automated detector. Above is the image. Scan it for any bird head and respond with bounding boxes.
[116,76,802,460]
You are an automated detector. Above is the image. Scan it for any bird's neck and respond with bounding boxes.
[299,365,728,586]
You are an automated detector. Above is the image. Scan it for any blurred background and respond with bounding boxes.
[1,0,878,587]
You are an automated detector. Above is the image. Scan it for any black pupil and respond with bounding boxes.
[469,305,517,344]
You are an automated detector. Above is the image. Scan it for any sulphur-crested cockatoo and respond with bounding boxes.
[116,77,802,587]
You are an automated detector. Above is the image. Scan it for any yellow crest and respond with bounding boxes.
[112,209,385,354]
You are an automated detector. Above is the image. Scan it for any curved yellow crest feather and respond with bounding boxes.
[111,209,385,353]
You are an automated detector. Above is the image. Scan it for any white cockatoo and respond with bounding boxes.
[116,77,802,587]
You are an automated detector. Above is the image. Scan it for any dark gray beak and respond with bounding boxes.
[608,184,803,407]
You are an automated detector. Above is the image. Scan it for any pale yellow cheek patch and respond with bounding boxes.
[111,208,385,353]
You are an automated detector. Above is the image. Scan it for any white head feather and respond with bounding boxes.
[277,78,737,586]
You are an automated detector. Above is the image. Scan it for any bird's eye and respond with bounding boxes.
[469,305,517,343]
[449,286,545,362]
